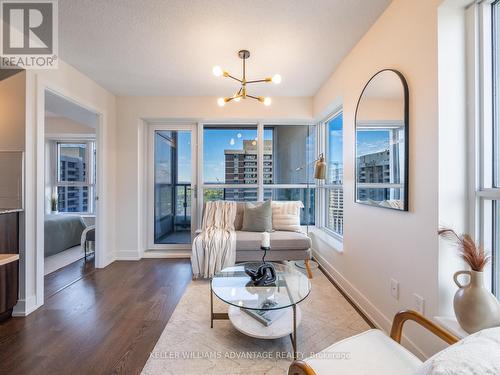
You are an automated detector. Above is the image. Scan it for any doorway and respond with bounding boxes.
[148,124,197,251]
[42,90,100,298]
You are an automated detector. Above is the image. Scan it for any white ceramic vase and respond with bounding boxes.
[453,270,500,333]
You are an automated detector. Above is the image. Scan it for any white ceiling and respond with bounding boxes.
[59,0,391,97]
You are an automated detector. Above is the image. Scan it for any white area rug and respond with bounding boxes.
[44,245,84,275]
[142,266,370,375]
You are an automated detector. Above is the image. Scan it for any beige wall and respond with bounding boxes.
[311,0,455,358]
[115,96,312,257]
[0,71,26,151]
[356,97,404,122]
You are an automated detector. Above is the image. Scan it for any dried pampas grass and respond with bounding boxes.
[438,228,490,272]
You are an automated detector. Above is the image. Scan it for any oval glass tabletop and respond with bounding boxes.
[211,262,311,311]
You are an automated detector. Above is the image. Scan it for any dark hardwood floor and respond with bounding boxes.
[0,259,192,375]
[44,256,96,299]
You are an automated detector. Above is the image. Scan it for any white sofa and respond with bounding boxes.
[197,201,314,277]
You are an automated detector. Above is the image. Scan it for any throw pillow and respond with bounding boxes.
[415,326,500,375]
[272,201,304,232]
[241,200,272,232]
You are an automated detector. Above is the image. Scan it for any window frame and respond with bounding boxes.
[54,139,96,214]
[469,0,498,296]
[317,108,344,240]
[199,122,317,228]
[262,123,317,226]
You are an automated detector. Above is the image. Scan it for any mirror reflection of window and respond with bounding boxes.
[355,70,408,211]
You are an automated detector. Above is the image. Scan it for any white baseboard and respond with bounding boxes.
[115,249,191,260]
[142,250,191,259]
[313,249,427,360]
[12,294,39,316]
[115,250,141,260]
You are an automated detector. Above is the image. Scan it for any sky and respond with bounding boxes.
[327,113,343,167]
[177,131,192,182]
[155,131,192,184]
[356,130,390,157]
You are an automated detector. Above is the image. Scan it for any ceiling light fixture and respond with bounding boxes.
[214,50,281,106]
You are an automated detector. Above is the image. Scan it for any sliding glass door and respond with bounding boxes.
[149,125,196,249]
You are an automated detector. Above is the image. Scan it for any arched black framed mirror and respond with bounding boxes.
[354,69,409,211]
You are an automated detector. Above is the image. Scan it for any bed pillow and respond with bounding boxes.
[271,201,304,232]
[415,326,500,375]
[241,200,272,232]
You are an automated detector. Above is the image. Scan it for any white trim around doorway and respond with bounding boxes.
[28,77,107,314]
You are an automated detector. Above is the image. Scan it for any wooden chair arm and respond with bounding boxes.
[390,309,459,345]
[288,360,317,375]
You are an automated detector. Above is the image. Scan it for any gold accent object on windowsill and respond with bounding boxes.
[313,153,326,180]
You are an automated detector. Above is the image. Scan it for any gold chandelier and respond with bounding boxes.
[213,50,281,106]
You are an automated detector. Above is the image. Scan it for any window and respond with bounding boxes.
[153,130,192,244]
[324,112,343,236]
[263,125,316,225]
[203,188,257,202]
[492,0,500,297]
[202,124,316,225]
[203,126,259,203]
[56,141,95,213]
[355,127,405,206]
[473,0,499,298]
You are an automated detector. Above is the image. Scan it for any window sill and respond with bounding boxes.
[49,212,95,217]
[308,227,343,253]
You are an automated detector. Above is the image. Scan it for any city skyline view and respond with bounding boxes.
[153,124,340,235]
[203,128,273,183]
[57,144,89,213]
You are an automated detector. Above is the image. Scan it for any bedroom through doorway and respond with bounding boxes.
[43,91,99,298]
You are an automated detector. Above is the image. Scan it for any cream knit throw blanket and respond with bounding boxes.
[191,201,237,279]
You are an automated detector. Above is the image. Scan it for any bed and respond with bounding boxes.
[44,215,86,257]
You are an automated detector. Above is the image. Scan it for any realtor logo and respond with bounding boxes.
[0,0,58,69]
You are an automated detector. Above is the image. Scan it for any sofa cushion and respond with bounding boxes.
[234,202,245,230]
[304,329,422,375]
[236,230,311,251]
[272,201,304,232]
[415,326,500,375]
[241,200,272,232]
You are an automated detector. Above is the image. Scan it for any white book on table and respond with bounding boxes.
[241,307,286,327]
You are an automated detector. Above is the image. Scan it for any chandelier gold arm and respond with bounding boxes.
[246,94,264,102]
[215,50,278,106]
[223,72,242,83]
[246,78,272,84]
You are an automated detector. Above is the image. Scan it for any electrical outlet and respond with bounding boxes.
[413,293,425,314]
[390,278,399,300]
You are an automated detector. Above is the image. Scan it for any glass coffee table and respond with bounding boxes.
[210,262,311,360]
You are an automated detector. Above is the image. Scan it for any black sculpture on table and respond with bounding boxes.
[244,246,276,286]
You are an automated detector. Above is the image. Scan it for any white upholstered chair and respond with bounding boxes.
[288,310,460,375]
